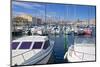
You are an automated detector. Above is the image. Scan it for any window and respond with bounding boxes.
[32,42,43,49]
[43,40,50,49]
[19,42,32,49]
[12,42,20,49]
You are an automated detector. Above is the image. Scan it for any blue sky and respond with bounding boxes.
[12,1,96,21]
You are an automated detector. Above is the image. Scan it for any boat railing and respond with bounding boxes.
[12,49,34,63]
[12,45,52,65]
[69,49,95,60]
[12,50,32,58]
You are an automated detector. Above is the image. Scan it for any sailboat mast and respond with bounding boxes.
[88,6,90,27]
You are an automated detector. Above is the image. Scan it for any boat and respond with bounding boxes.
[51,26,60,34]
[64,36,95,62]
[74,26,92,36]
[11,35,54,66]
[78,28,84,35]
[71,26,78,34]
[63,26,71,35]
[30,26,44,35]
[83,28,92,35]
[46,25,52,31]
[12,26,24,36]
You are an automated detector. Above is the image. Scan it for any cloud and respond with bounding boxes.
[12,1,46,17]
[12,11,27,17]
[12,1,33,9]
[12,1,44,10]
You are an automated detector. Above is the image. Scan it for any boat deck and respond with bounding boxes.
[65,44,95,62]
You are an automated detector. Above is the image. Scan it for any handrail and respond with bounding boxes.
[12,50,33,65]
[69,49,95,55]
[22,54,26,61]
[69,49,95,60]
[12,49,33,58]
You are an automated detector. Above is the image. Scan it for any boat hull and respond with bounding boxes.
[64,45,95,62]
[21,41,54,65]
[22,46,53,65]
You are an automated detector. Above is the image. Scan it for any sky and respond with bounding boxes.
[12,1,96,21]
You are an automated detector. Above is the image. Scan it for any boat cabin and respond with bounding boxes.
[11,36,50,50]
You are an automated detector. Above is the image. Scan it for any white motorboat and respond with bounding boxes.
[51,26,60,34]
[46,25,52,31]
[30,26,44,35]
[30,26,37,35]
[72,26,78,34]
[63,26,71,34]
[64,36,95,62]
[11,36,54,66]
[76,28,84,35]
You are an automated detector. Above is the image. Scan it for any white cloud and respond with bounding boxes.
[12,11,27,17]
[12,1,33,9]
[12,1,44,10]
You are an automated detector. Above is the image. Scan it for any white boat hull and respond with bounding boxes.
[22,44,53,65]
[11,36,54,66]
[64,44,95,62]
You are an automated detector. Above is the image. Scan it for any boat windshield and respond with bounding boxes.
[12,42,20,49]
[32,42,43,49]
[19,42,32,49]
[43,40,50,49]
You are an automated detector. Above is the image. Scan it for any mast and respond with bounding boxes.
[88,6,90,27]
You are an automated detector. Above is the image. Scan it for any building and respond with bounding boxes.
[18,14,33,22]
[12,14,33,32]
